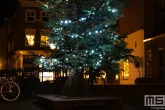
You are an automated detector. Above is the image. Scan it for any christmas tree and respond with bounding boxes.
[36,0,133,82]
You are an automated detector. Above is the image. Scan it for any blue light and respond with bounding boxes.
[95,30,98,33]
[91,50,94,53]
[65,20,68,24]
[79,17,86,21]
[89,32,92,35]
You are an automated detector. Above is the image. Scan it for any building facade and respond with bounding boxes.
[4,0,51,69]
[0,27,5,69]
[0,18,10,69]
[144,0,165,83]
[0,0,53,81]
[119,0,144,35]
[118,0,145,84]
[144,34,165,83]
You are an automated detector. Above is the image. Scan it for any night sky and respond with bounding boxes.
[0,0,17,27]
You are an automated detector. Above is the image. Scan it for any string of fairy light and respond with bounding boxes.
[35,0,122,69]
[44,0,119,39]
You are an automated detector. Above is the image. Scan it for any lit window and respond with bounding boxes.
[25,10,36,22]
[41,35,49,46]
[39,72,54,82]
[40,29,50,47]
[25,29,35,46]
[40,11,49,21]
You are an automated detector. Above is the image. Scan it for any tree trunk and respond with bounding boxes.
[61,69,90,97]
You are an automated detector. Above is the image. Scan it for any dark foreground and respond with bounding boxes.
[1,83,164,110]
[0,97,148,110]
[0,98,52,110]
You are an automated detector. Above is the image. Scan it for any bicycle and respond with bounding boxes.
[0,77,20,101]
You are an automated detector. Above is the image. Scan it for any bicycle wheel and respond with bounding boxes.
[1,81,20,101]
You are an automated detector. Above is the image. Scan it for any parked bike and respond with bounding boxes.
[0,77,20,101]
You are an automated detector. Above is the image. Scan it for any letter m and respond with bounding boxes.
[144,95,155,106]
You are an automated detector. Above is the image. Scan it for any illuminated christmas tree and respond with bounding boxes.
[37,0,133,78]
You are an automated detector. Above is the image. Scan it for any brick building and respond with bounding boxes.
[2,0,51,69]
[143,0,165,83]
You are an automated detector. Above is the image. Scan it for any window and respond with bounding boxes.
[40,11,49,21]
[39,72,54,82]
[40,29,49,46]
[25,10,36,22]
[40,36,49,46]
[147,50,152,77]
[25,29,35,46]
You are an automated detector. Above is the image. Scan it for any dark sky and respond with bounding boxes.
[0,0,17,27]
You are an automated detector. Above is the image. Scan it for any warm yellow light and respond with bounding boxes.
[26,35,30,39]
[123,59,129,79]
[116,74,119,80]
[124,73,129,77]
[41,35,49,46]
[39,72,54,82]
[26,35,34,46]
[143,38,152,42]
[84,74,89,78]
[100,70,106,78]
[0,62,2,69]
[102,74,106,78]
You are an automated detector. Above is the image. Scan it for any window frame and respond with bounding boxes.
[25,10,36,22]
[40,11,49,21]
[25,29,36,46]
[40,29,50,47]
